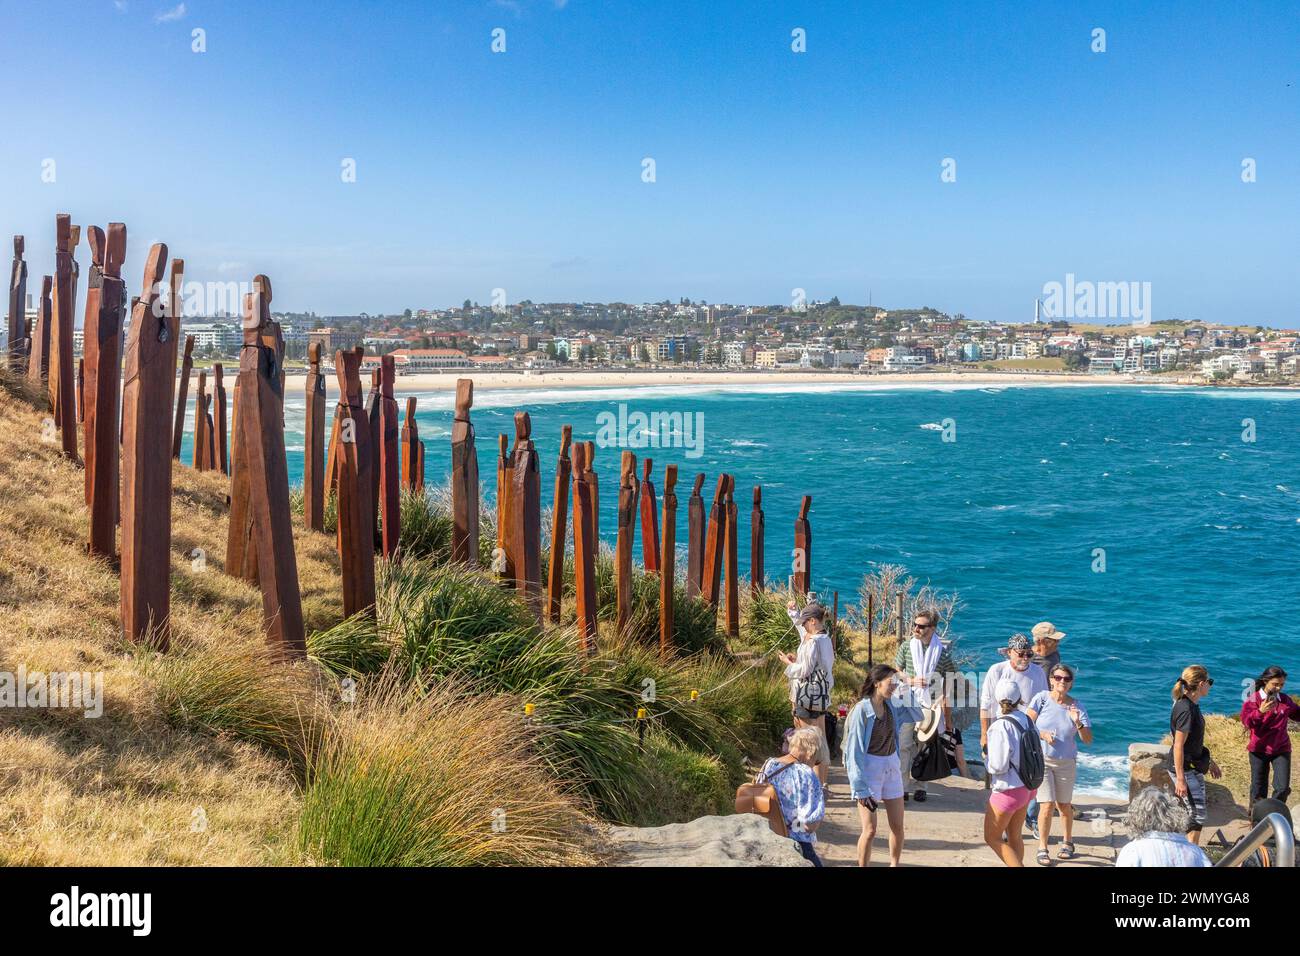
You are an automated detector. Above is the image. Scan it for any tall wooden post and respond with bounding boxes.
[227,365,261,585]
[334,348,376,618]
[6,236,27,370]
[615,450,637,635]
[400,397,419,493]
[378,355,401,559]
[120,245,176,649]
[76,359,85,425]
[584,441,599,546]
[495,433,514,581]
[701,474,728,609]
[793,494,812,597]
[750,485,765,595]
[660,464,678,655]
[192,370,210,470]
[51,215,77,459]
[509,412,542,614]
[450,378,479,565]
[172,335,195,459]
[82,224,126,558]
[236,276,305,656]
[571,441,598,654]
[415,440,425,491]
[640,458,660,574]
[723,477,740,639]
[545,425,572,624]
[26,276,51,391]
[213,362,229,475]
[303,343,325,531]
[685,473,705,599]
[365,368,381,547]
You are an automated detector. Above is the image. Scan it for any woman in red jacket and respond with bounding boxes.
[1241,666,1300,805]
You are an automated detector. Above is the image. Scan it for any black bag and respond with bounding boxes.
[824,709,839,760]
[910,735,952,783]
[998,713,1045,790]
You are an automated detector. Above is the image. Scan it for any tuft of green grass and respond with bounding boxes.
[634,732,733,826]
[307,611,391,679]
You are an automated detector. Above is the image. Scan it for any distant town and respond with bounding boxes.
[51,297,1300,384]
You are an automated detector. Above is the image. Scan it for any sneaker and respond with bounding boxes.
[914,790,928,803]
[1029,819,1040,841]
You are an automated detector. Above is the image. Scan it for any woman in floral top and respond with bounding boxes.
[759,726,826,866]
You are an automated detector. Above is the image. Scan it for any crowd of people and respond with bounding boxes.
[747,599,1298,868]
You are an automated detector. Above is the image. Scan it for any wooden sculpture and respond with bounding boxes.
[571,441,598,654]
[509,412,542,614]
[685,473,705,599]
[724,478,739,639]
[296,342,322,533]
[639,458,660,574]
[82,224,126,558]
[793,494,812,597]
[399,397,419,493]
[120,246,177,649]
[50,216,77,458]
[172,335,195,459]
[750,485,765,596]
[700,474,728,608]
[334,347,376,617]
[585,441,599,545]
[545,425,572,624]
[6,236,27,370]
[192,370,210,470]
[378,355,401,559]
[25,276,50,390]
[365,368,381,546]
[213,362,229,475]
[236,276,305,655]
[495,432,514,580]
[615,450,637,635]
[449,378,478,565]
[660,464,678,655]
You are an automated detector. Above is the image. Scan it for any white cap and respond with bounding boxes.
[995,678,1022,705]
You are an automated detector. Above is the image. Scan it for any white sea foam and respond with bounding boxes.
[919,422,943,431]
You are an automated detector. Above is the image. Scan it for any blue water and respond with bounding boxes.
[183,382,1300,797]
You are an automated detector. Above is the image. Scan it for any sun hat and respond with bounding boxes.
[998,633,1032,657]
[995,678,1022,705]
[1032,621,1066,642]
[915,706,942,743]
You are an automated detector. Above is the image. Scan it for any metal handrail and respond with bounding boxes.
[1214,812,1295,867]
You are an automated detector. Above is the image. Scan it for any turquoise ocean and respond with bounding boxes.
[182,382,1300,797]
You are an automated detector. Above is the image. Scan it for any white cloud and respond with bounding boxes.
[114,1,128,12]
[154,3,186,22]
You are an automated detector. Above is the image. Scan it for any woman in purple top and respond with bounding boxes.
[1240,666,1300,806]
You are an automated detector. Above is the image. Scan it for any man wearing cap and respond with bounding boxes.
[782,600,836,787]
[1031,622,1064,673]
[981,634,1050,836]
[894,607,956,802]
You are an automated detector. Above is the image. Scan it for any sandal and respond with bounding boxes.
[1036,849,1052,866]
[1058,842,1075,860]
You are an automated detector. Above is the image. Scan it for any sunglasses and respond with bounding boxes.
[1012,651,1032,659]
[912,622,933,630]
[1052,674,1073,683]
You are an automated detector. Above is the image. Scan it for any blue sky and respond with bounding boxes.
[2,0,1296,321]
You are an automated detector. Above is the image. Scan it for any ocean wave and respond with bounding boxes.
[919,422,943,431]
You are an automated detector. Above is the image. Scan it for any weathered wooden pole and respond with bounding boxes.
[325,402,342,494]
[298,342,324,532]
[120,245,177,649]
[571,441,599,654]
[365,368,382,547]
[6,236,27,370]
[172,335,195,459]
[639,457,660,574]
[545,425,572,624]
[399,396,419,493]
[227,364,261,584]
[495,432,514,581]
[701,474,728,609]
[213,362,229,475]
[449,379,478,564]
[895,590,905,648]
[237,276,305,657]
[615,450,637,635]
[415,440,425,491]
[793,494,812,597]
[82,224,126,558]
[192,370,210,470]
[509,411,542,614]
[378,355,401,559]
[750,485,765,595]
[685,473,705,599]
[584,441,599,545]
[51,215,77,459]
[334,348,376,618]
[660,464,678,655]
[26,276,51,391]
[76,359,85,425]
[723,476,740,639]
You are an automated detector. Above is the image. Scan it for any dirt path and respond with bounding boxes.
[814,764,1126,867]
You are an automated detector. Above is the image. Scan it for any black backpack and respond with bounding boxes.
[997,713,1044,790]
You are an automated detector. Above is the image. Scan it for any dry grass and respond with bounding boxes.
[1201,714,1300,814]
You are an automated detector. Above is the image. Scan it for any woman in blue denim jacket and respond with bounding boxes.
[841,663,922,867]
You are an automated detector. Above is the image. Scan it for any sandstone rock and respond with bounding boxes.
[607,814,812,867]
[1129,754,1173,802]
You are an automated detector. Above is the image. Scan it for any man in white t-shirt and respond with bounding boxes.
[980,633,1049,835]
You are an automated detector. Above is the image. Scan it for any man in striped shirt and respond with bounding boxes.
[894,608,956,802]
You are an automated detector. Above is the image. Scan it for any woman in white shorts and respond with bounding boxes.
[842,663,921,867]
[1026,663,1092,865]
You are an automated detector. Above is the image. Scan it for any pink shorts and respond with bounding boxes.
[989,786,1031,814]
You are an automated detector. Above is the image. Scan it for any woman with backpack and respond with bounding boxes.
[983,678,1042,866]
[841,663,922,867]
[781,601,835,787]
[1026,663,1092,865]
[758,726,827,866]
